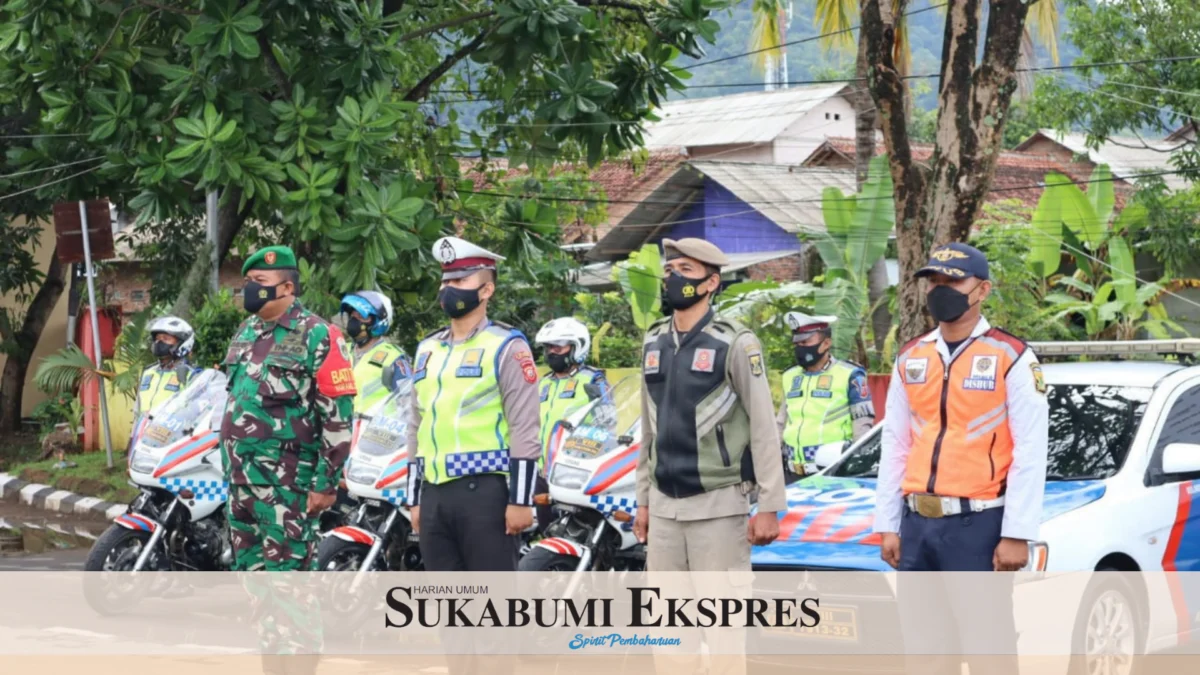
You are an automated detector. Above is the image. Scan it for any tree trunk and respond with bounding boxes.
[861,0,1031,346]
[855,29,893,360]
[171,188,246,320]
[0,249,68,432]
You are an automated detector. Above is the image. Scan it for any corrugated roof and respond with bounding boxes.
[687,161,857,235]
[642,84,852,149]
[1019,129,1192,190]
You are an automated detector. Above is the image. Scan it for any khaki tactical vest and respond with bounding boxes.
[641,311,755,499]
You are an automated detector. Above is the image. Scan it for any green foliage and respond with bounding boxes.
[614,244,663,331]
[34,308,157,403]
[1124,178,1200,278]
[573,291,644,369]
[810,154,894,362]
[715,280,816,371]
[29,391,82,443]
[189,289,246,368]
[0,0,733,337]
[972,218,1073,343]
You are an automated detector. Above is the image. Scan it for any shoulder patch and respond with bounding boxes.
[513,345,538,384]
[316,326,357,398]
[1031,362,1047,395]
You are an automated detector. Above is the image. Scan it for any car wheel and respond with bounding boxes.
[1068,568,1143,675]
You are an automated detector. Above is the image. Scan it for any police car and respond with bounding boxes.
[750,339,1200,668]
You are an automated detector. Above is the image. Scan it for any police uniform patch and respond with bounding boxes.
[1032,362,1047,394]
[140,374,152,392]
[817,375,833,390]
[164,374,180,392]
[516,349,538,384]
[692,348,715,373]
[904,358,928,384]
[644,349,660,375]
[748,352,764,377]
[540,384,550,403]
[412,351,430,383]
[316,334,357,398]
[963,354,999,391]
[457,348,485,378]
[370,350,388,365]
[561,379,579,398]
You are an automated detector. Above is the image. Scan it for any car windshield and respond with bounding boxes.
[827,383,1153,481]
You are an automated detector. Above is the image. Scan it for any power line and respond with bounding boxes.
[0,156,104,180]
[0,165,102,203]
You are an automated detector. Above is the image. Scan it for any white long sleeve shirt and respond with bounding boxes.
[873,316,1050,542]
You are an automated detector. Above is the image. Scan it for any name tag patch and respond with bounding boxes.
[691,348,715,373]
[413,352,430,383]
[904,358,928,384]
[962,377,997,391]
[811,390,833,399]
[456,348,485,378]
[540,384,550,403]
[644,349,660,375]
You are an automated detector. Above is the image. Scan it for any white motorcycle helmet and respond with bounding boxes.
[534,317,591,366]
[148,316,196,359]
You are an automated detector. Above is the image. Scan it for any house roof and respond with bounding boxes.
[586,160,858,262]
[687,162,857,235]
[456,149,689,243]
[805,137,1116,209]
[1014,129,1192,191]
[641,84,853,149]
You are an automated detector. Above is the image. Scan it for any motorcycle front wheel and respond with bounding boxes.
[82,525,163,615]
[518,546,580,572]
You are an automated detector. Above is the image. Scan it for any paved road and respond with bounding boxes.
[0,547,87,570]
[0,499,104,569]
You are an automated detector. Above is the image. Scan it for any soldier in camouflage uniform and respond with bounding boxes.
[219,245,357,674]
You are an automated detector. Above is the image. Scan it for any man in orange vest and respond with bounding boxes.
[874,243,1048,674]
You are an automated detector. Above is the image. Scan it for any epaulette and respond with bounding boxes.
[985,326,1030,350]
[838,358,867,372]
[898,330,936,357]
[419,326,449,343]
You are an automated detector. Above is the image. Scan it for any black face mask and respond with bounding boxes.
[438,285,483,319]
[152,340,174,360]
[664,271,710,311]
[926,283,981,324]
[347,317,372,346]
[546,351,573,374]
[244,281,286,315]
[794,343,828,368]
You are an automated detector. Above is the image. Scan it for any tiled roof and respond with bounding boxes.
[809,137,1131,211]
[456,148,689,242]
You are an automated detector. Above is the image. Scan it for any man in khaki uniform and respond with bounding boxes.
[632,237,788,571]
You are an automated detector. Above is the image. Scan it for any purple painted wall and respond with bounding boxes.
[657,179,801,254]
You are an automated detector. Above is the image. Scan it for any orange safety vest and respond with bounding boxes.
[897,327,1028,500]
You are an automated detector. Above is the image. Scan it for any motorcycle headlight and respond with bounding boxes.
[549,464,590,490]
[348,461,382,486]
[130,451,158,474]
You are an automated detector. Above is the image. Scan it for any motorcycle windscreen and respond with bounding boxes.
[137,369,229,449]
[558,374,641,460]
[355,387,412,458]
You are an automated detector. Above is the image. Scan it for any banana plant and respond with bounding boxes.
[34,308,156,403]
[1029,163,1193,340]
[811,154,895,362]
[613,243,662,332]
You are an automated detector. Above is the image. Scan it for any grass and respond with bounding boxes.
[7,449,139,504]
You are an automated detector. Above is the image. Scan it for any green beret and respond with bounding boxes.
[242,246,298,276]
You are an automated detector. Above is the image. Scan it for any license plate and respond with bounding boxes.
[768,605,858,641]
[144,424,171,444]
[563,437,603,455]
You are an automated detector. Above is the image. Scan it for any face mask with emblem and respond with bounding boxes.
[438,285,484,319]
[664,270,710,311]
[243,280,286,314]
[346,316,373,346]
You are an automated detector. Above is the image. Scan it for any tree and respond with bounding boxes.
[811,0,1059,347]
[1034,0,1200,178]
[0,0,733,427]
[859,0,1057,344]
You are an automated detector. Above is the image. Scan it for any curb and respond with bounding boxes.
[0,472,126,524]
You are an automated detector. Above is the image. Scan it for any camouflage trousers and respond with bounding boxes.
[227,484,324,669]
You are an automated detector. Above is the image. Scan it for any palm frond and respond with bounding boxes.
[813,0,858,54]
[1027,0,1060,66]
[34,346,115,396]
[751,0,787,74]
[1014,26,1036,100]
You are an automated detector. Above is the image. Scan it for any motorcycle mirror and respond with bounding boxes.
[618,435,634,445]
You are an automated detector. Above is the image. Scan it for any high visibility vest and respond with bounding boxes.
[412,322,521,485]
[136,362,196,416]
[538,366,605,468]
[352,340,407,414]
[780,359,856,461]
[898,328,1027,500]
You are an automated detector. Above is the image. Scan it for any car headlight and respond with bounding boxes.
[550,464,590,490]
[347,461,382,486]
[130,451,158,474]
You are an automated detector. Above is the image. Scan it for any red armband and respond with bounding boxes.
[317,325,358,398]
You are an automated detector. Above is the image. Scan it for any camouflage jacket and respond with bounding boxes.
[219,299,357,494]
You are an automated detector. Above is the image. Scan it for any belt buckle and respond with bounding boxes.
[913,494,944,518]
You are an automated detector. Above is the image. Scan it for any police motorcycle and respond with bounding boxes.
[317,382,422,577]
[520,374,645,574]
[83,369,233,612]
